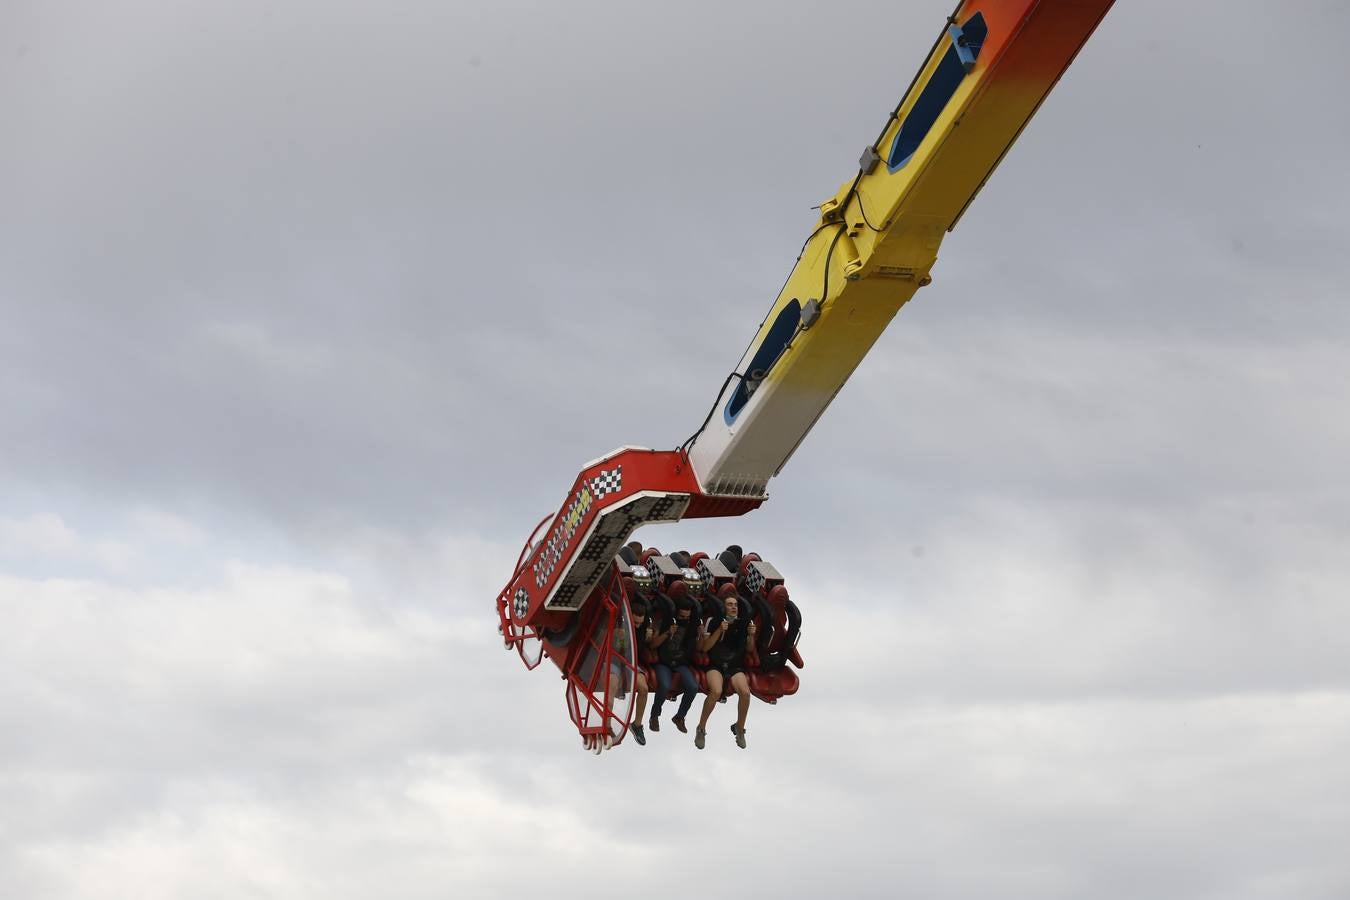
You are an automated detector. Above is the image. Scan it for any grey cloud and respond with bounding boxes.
[5,1,1342,533]
[4,0,1350,896]
[6,0,1345,537]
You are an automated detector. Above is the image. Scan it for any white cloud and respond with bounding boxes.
[3,513,1350,899]
[126,509,208,548]
[0,513,134,572]
[0,513,79,556]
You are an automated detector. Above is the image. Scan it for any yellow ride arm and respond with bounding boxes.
[686,0,1115,497]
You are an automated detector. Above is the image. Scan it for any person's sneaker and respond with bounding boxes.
[694,727,706,750]
[630,723,646,746]
[732,725,747,749]
[649,714,659,733]
[672,715,688,734]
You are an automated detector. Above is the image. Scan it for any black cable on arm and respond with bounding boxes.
[849,189,882,232]
[869,0,966,152]
[675,219,842,456]
[817,224,848,307]
[677,0,962,461]
[842,0,964,232]
[679,369,745,455]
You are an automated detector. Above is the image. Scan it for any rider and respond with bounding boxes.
[648,569,704,735]
[627,593,654,746]
[694,589,756,750]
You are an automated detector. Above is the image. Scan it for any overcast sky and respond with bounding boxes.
[4,1,1350,897]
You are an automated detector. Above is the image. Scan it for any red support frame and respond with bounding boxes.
[496,512,553,670]
[561,567,640,753]
[495,447,764,751]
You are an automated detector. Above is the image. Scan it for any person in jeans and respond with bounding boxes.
[648,577,703,734]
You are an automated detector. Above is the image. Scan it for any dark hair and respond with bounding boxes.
[630,597,649,617]
[674,595,695,614]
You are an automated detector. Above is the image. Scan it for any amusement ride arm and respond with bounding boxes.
[683,0,1116,498]
[496,1,1116,748]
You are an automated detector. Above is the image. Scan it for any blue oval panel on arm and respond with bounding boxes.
[725,298,803,423]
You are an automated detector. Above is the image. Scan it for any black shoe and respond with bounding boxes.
[630,723,646,746]
[672,715,688,734]
[649,714,659,733]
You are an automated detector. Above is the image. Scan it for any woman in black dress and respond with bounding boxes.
[694,592,756,749]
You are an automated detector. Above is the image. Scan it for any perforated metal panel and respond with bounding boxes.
[545,493,689,610]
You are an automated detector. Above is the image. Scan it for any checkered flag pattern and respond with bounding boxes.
[513,588,530,620]
[533,546,557,588]
[533,494,587,588]
[588,466,623,498]
[696,558,713,584]
[531,466,625,589]
[745,561,766,595]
